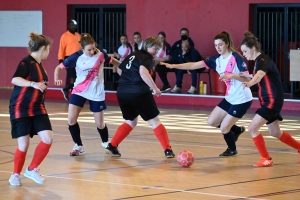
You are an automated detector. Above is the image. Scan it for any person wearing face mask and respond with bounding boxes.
[160,31,251,157]
[58,20,82,101]
[156,28,195,92]
[105,36,175,158]
[54,33,121,156]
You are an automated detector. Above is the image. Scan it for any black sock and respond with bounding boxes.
[231,124,240,133]
[97,125,109,143]
[69,123,82,146]
[223,131,236,151]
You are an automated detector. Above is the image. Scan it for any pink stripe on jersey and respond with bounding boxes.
[158,46,166,58]
[72,53,105,94]
[123,47,131,58]
[224,55,236,96]
[201,60,210,70]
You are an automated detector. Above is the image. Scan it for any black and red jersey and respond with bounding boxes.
[117,50,154,93]
[9,55,48,120]
[254,54,284,111]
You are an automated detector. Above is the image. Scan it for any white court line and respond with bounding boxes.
[0,170,266,200]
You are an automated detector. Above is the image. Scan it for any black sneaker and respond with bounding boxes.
[106,143,121,157]
[164,149,175,158]
[219,148,238,157]
[160,85,171,92]
[61,88,69,101]
[233,126,245,142]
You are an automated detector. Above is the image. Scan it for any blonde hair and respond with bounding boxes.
[28,32,52,53]
[142,36,162,50]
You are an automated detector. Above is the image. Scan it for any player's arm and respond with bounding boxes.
[111,57,122,75]
[139,65,161,96]
[243,70,266,88]
[11,77,46,92]
[54,64,64,86]
[160,60,204,70]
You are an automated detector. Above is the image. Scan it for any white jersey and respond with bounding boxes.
[203,52,252,104]
[62,50,111,101]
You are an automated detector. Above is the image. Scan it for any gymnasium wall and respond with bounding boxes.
[0,0,298,90]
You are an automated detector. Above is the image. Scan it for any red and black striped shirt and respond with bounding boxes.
[9,55,48,120]
[254,54,284,111]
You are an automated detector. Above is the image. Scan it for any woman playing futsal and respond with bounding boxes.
[240,31,300,167]
[9,32,53,186]
[54,33,120,156]
[160,31,252,157]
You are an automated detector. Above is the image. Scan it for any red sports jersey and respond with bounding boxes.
[9,55,48,120]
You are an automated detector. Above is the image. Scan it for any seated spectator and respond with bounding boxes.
[153,31,171,82]
[131,32,144,52]
[156,28,195,92]
[171,40,204,94]
[114,34,132,62]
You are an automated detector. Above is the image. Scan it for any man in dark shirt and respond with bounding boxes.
[171,40,204,94]
[156,27,195,92]
[106,36,175,158]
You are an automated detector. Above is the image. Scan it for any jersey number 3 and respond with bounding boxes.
[126,56,135,69]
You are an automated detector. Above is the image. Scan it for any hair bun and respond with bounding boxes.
[244,31,254,38]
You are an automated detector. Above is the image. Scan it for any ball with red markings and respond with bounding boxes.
[177,150,194,167]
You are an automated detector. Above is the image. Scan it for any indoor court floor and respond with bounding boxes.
[0,96,300,200]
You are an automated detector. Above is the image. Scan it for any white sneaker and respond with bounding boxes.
[171,85,181,93]
[70,143,85,156]
[187,86,197,94]
[24,167,45,184]
[9,174,21,186]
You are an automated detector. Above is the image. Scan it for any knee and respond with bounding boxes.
[207,118,219,127]
[41,132,54,144]
[247,125,258,137]
[18,143,29,152]
[270,130,282,138]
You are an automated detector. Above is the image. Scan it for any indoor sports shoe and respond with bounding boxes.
[9,174,21,186]
[60,88,69,101]
[70,143,85,156]
[187,86,197,94]
[233,126,245,142]
[160,84,171,92]
[253,157,273,167]
[24,167,45,184]
[164,149,175,158]
[219,148,238,157]
[106,143,121,157]
[171,85,181,93]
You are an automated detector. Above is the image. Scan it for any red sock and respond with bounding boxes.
[253,134,270,159]
[13,148,27,174]
[279,131,300,151]
[153,124,171,150]
[29,141,52,170]
[110,123,133,147]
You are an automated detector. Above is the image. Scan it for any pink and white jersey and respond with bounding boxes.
[203,52,252,104]
[115,45,132,61]
[62,50,111,101]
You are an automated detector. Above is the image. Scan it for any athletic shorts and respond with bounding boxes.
[11,114,52,139]
[117,91,159,121]
[256,106,283,124]
[69,94,107,112]
[218,99,252,118]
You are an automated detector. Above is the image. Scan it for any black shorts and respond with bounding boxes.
[11,114,52,139]
[218,99,252,118]
[117,91,160,121]
[256,106,283,124]
[69,94,107,112]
